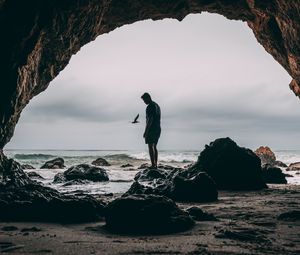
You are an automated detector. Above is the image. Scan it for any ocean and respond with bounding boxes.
[4,149,300,194]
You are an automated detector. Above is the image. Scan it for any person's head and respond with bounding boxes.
[141,92,152,105]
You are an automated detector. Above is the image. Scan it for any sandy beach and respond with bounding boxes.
[1,184,299,255]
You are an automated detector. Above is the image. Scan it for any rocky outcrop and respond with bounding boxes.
[255,146,276,165]
[53,164,109,183]
[91,158,111,167]
[104,194,194,234]
[254,146,287,167]
[191,137,267,190]
[0,152,106,222]
[0,183,106,222]
[126,167,218,203]
[41,157,65,169]
[261,164,287,184]
[0,0,300,151]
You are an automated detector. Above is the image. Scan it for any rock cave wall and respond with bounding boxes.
[0,0,299,149]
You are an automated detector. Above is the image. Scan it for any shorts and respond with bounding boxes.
[145,129,161,144]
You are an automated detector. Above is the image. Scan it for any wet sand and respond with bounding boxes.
[1,185,299,254]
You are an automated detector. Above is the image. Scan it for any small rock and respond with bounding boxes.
[186,207,217,221]
[278,211,300,221]
[262,164,287,184]
[1,226,18,231]
[120,163,133,168]
[91,158,110,166]
[41,157,65,169]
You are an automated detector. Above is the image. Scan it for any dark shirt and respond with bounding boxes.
[146,101,161,132]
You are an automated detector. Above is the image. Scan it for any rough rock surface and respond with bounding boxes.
[53,164,109,183]
[91,157,111,167]
[126,167,218,202]
[41,157,65,169]
[0,1,300,151]
[26,171,44,180]
[254,146,276,165]
[261,164,287,184]
[104,194,194,234]
[21,164,35,170]
[190,137,267,190]
[0,152,106,222]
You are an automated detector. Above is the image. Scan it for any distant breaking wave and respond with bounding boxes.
[14,153,56,160]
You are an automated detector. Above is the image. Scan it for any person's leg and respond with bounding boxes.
[148,144,155,168]
[154,144,158,168]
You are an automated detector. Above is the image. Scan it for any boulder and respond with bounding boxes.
[186,206,217,221]
[254,146,276,165]
[104,194,194,234]
[120,163,133,168]
[53,164,109,183]
[27,171,44,180]
[262,164,287,184]
[91,158,110,166]
[287,162,300,171]
[0,183,106,222]
[191,137,267,190]
[21,164,35,170]
[126,168,218,203]
[41,157,65,169]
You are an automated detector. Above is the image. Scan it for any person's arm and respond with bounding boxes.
[143,116,153,138]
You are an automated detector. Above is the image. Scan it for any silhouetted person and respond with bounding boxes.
[141,93,161,169]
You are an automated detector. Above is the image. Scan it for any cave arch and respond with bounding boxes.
[0,0,299,149]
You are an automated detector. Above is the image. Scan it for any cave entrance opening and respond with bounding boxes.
[5,13,294,153]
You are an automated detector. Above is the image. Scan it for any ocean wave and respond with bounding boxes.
[104,153,140,161]
[14,153,56,160]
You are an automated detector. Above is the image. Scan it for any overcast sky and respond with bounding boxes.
[6,13,300,151]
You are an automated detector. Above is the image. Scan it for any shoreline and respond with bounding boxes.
[1,185,299,254]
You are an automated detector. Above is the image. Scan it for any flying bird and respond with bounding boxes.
[132,114,139,124]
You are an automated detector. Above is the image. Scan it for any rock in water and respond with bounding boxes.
[105,194,194,234]
[287,162,300,171]
[255,146,276,165]
[120,163,133,168]
[191,137,267,190]
[262,164,287,184]
[53,164,109,183]
[41,157,65,169]
[91,158,111,166]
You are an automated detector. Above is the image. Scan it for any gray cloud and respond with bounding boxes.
[6,13,300,150]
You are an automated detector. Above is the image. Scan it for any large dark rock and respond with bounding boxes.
[53,164,109,183]
[126,167,218,203]
[191,137,267,190]
[105,194,194,234]
[91,157,111,167]
[41,157,65,169]
[0,183,106,222]
[262,164,287,184]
